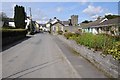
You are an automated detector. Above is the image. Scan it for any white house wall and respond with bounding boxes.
[89,28,92,33]
[52,26,55,32]
[9,22,15,27]
[25,18,31,29]
[82,25,119,36]
[98,28,102,34]
[92,28,98,34]
[61,26,63,31]
[46,23,50,28]
[35,23,40,32]
[82,28,98,34]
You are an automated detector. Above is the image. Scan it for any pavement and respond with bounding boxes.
[2,33,107,78]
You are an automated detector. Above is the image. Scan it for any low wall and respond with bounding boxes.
[57,35,119,78]
[64,26,78,32]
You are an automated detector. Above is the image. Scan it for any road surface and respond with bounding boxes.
[2,33,107,78]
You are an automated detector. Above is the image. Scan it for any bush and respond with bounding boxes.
[64,32,75,39]
[64,32,120,60]
[29,31,35,35]
[65,30,68,32]
[2,29,27,38]
[1,28,27,46]
[99,33,120,41]
[107,41,120,60]
[57,30,63,35]
[73,33,115,51]
[2,25,16,29]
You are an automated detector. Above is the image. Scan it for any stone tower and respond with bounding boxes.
[71,15,78,26]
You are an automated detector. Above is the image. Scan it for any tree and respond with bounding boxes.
[118,26,120,36]
[105,14,120,20]
[0,12,8,21]
[82,20,92,23]
[14,5,26,29]
[49,23,52,34]
[68,19,72,26]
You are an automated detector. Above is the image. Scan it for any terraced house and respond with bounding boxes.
[80,17,120,36]
[46,17,64,35]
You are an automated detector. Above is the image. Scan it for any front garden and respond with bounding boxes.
[64,32,120,60]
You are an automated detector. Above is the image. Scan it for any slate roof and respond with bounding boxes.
[39,24,46,27]
[61,21,69,26]
[100,17,120,27]
[80,18,105,28]
[52,21,64,26]
[80,17,120,28]
[46,18,64,26]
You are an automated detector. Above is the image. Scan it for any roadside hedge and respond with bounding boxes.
[1,29,27,46]
[2,29,27,38]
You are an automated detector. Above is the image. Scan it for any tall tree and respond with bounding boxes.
[0,12,8,21]
[14,5,26,29]
[82,20,92,23]
[105,14,120,20]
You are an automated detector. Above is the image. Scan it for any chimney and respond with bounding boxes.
[54,17,57,19]
[97,16,102,20]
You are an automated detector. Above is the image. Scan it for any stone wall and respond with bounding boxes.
[64,26,79,32]
[57,35,119,78]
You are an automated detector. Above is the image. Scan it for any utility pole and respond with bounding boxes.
[29,7,33,34]
[29,7,32,19]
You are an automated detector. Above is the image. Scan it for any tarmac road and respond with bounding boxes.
[2,33,107,78]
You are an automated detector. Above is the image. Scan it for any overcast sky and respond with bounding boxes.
[1,2,119,23]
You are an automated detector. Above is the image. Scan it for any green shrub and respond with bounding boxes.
[75,33,115,50]
[65,30,68,32]
[107,41,120,60]
[64,32,75,39]
[1,28,27,46]
[2,25,16,29]
[1,28,27,38]
[76,33,95,48]
[57,30,63,35]
[64,32,120,60]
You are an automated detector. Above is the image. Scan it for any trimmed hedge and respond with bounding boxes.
[2,29,27,38]
[1,29,27,46]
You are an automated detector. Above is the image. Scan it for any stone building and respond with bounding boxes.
[71,15,78,26]
[46,17,64,35]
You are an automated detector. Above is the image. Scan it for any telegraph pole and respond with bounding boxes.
[29,7,32,19]
[29,7,33,34]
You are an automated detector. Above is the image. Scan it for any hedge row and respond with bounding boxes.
[1,29,27,38]
[1,29,27,46]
